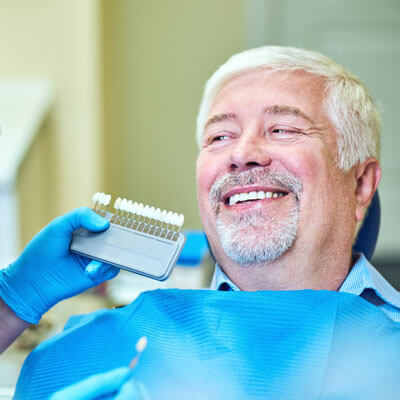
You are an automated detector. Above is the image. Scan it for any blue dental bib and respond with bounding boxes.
[14,289,400,399]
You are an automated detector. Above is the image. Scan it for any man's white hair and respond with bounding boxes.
[196,46,381,171]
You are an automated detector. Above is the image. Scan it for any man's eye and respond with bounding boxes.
[271,128,302,136]
[211,135,230,142]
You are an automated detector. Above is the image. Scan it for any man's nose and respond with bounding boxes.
[229,133,271,172]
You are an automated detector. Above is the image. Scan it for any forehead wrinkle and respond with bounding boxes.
[265,105,314,124]
[205,113,236,129]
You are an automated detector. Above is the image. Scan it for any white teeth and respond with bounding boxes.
[248,191,257,200]
[229,193,241,206]
[228,190,286,205]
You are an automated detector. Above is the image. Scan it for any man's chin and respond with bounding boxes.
[216,220,298,267]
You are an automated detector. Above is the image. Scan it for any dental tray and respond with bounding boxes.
[69,193,186,281]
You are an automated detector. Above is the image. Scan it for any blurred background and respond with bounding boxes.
[0,0,400,393]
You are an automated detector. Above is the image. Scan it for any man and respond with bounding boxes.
[196,46,397,312]
[2,46,400,399]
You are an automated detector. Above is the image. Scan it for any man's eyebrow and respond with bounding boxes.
[205,113,236,128]
[264,105,314,124]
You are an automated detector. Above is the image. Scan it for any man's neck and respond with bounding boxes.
[217,247,353,292]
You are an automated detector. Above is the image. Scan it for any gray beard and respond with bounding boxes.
[210,168,302,267]
[216,204,299,266]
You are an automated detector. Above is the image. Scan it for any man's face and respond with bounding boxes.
[196,69,357,268]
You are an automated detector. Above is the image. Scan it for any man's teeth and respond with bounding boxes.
[228,191,285,206]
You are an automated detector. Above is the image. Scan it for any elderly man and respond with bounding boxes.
[2,46,400,399]
[196,46,397,310]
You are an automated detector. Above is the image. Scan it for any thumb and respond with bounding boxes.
[85,260,119,284]
[50,207,110,235]
[77,207,110,232]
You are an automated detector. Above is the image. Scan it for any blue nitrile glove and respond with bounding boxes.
[49,367,150,400]
[0,207,119,324]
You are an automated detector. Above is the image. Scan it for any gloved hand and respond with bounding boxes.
[49,367,150,400]
[0,207,119,324]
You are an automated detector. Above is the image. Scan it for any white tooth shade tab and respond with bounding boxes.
[166,211,173,224]
[123,200,128,211]
[104,195,111,206]
[137,203,144,216]
[171,212,177,226]
[93,192,101,203]
[114,197,122,209]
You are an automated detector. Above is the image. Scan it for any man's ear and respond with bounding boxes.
[354,158,381,222]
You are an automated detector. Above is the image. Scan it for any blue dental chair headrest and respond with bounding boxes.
[352,191,380,261]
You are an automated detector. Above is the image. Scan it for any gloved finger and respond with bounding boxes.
[114,379,150,400]
[85,260,103,277]
[76,207,110,232]
[85,260,119,282]
[49,367,131,400]
[50,207,109,236]
[90,264,120,285]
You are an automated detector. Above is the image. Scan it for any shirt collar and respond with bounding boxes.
[210,254,400,311]
[339,253,400,310]
[210,263,239,291]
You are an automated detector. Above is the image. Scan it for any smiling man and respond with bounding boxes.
[196,46,399,316]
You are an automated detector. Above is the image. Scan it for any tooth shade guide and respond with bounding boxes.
[89,192,185,242]
[72,194,186,282]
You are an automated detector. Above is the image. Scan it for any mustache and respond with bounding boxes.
[209,168,303,210]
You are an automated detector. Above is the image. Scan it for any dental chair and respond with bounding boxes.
[353,191,380,261]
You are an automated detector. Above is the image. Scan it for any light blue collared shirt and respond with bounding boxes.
[210,253,400,322]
